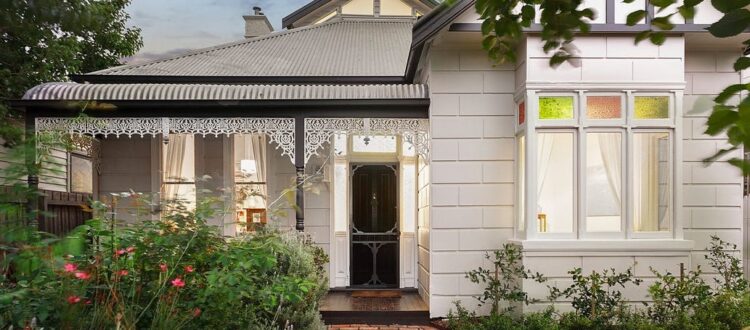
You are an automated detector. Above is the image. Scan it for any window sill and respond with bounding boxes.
[508,239,694,255]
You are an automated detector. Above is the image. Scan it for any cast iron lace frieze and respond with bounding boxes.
[304,118,429,163]
[35,117,296,164]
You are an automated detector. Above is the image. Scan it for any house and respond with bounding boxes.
[11,0,747,319]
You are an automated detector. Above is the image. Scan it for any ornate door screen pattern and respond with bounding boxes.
[350,164,399,287]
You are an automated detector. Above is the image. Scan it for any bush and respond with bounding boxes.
[447,236,750,330]
[0,194,328,329]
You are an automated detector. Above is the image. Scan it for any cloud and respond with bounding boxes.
[120,48,193,65]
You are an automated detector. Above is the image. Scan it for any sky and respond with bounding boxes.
[124,0,309,64]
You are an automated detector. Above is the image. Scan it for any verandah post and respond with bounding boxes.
[24,111,40,230]
[294,116,305,231]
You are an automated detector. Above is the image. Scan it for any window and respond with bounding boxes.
[234,134,267,232]
[162,134,196,209]
[516,91,677,239]
[69,152,93,194]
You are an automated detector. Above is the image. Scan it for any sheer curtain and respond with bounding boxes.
[536,134,555,202]
[164,134,192,200]
[598,133,622,206]
[634,133,669,231]
[236,134,267,209]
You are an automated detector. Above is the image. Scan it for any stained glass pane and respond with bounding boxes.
[586,96,622,119]
[539,96,574,120]
[518,102,526,124]
[70,155,93,194]
[634,96,669,119]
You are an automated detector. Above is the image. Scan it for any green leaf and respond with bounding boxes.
[626,10,647,26]
[711,0,750,13]
[714,84,748,103]
[651,16,675,30]
[635,30,652,44]
[649,32,667,45]
[651,0,677,9]
[678,5,696,19]
[481,19,493,35]
[708,9,750,37]
[705,106,738,135]
[733,57,750,71]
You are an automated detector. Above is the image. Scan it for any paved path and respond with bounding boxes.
[328,325,438,330]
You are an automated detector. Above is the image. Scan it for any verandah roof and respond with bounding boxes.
[23,82,428,101]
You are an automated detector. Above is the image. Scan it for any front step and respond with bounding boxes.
[320,291,429,325]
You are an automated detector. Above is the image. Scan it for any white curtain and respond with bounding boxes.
[634,133,669,232]
[536,134,555,202]
[236,134,267,209]
[164,134,191,200]
[598,133,622,206]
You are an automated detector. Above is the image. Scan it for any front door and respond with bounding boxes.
[350,164,399,287]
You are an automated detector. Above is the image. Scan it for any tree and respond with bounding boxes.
[0,0,142,145]
[476,0,750,173]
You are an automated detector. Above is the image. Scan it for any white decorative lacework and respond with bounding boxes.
[36,117,296,164]
[304,118,429,163]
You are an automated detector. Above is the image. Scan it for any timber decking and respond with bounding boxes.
[320,291,429,325]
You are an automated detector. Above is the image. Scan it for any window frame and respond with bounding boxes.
[518,89,681,241]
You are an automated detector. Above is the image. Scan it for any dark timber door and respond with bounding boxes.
[350,164,399,287]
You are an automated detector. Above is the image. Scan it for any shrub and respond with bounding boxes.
[0,193,329,329]
[550,267,642,325]
[465,243,545,314]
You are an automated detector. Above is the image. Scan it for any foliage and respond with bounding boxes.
[475,0,750,173]
[448,236,750,330]
[0,0,142,145]
[466,243,546,314]
[0,194,329,329]
[550,267,642,324]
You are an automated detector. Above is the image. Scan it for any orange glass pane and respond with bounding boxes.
[586,96,622,119]
[518,102,526,124]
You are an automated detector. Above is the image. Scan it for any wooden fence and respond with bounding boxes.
[0,186,92,236]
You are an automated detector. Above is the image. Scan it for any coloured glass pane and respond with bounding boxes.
[518,102,526,124]
[634,96,669,119]
[539,96,574,120]
[586,96,622,119]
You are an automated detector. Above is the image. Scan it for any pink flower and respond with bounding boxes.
[118,269,129,276]
[67,295,81,304]
[192,308,201,317]
[184,265,194,273]
[74,272,91,280]
[85,300,92,305]
[63,263,77,273]
[171,278,185,288]
[159,264,168,272]
[126,246,135,253]
[115,249,126,256]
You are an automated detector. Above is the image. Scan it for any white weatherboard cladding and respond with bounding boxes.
[426,30,743,317]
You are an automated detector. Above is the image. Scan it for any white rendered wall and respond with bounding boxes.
[427,40,517,317]
[426,30,744,317]
[683,51,744,279]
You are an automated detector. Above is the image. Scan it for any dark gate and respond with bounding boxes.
[350,164,399,287]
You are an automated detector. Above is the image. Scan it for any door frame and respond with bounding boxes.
[348,163,400,288]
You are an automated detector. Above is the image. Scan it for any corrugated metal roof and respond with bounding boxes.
[23,82,428,100]
[89,18,413,77]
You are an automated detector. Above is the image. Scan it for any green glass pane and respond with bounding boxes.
[634,96,669,119]
[539,96,574,120]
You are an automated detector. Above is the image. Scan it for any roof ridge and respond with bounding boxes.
[90,18,371,75]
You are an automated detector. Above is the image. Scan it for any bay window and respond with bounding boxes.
[516,91,680,240]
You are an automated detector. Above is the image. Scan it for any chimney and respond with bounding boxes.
[243,6,273,39]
